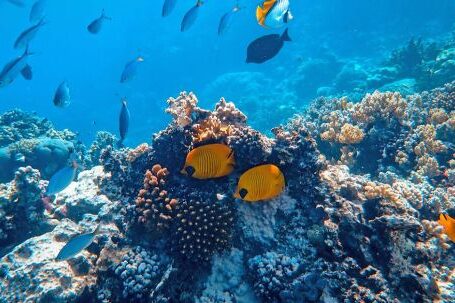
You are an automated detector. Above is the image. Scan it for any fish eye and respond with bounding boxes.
[239,188,248,199]
[185,166,195,177]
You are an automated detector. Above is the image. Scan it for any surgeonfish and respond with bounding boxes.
[87,9,111,34]
[46,160,78,195]
[162,0,178,17]
[0,47,33,88]
[218,4,242,36]
[181,0,203,32]
[438,213,455,242]
[29,0,46,23]
[246,28,291,64]
[118,99,130,146]
[181,144,235,179]
[120,56,144,83]
[56,225,101,261]
[14,18,46,49]
[234,164,285,202]
[53,81,71,108]
[256,0,293,28]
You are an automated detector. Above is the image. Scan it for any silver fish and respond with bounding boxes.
[218,5,241,36]
[46,160,77,195]
[53,81,71,108]
[29,0,46,23]
[56,225,101,261]
[181,0,203,32]
[119,99,130,145]
[14,19,46,49]
[120,56,144,83]
[0,47,33,88]
[87,9,111,34]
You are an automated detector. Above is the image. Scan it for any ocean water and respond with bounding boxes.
[1,0,454,145]
[1,1,455,303]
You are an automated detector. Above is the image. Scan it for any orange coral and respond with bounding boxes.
[338,123,365,144]
[165,92,198,128]
[126,143,150,163]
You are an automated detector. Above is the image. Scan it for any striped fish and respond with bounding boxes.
[181,144,235,179]
[256,0,293,29]
[234,164,285,202]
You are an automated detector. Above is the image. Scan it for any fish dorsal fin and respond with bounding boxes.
[256,0,276,23]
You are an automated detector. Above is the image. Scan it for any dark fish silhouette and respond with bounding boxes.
[246,28,291,64]
[181,0,203,32]
[20,64,32,80]
[56,225,101,261]
[0,47,33,88]
[14,19,46,49]
[29,0,46,23]
[87,9,111,34]
[120,56,144,83]
[119,99,130,146]
[162,0,178,17]
[53,81,71,108]
[218,5,241,36]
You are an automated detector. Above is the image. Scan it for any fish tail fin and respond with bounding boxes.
[101,9,112,20]
[197,0,204,6]
[38,17,47,26]
[281,28,291,42]
[116,139,124,148]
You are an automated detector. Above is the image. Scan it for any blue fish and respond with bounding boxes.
[87,9,111,34]
[53,81,71,108]
[46,161,77,195]
[218,4,242,36]
[181,0,203,32]
[162,0,178,17]
[119,99,130,145]
[56,225,101,261]
[14,19,46,49]
[246,28,291,64]
[0,47,33,88]
[29,0,46,23]
[120,56,144,83]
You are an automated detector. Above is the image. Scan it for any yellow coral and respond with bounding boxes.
[338,123,365,144]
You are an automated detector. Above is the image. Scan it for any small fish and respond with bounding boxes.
[120,56,144,83]
[29,0,46,23]
[46,160,78,195]
[14,19,46,49]
[53,81,71,108]
[181,0,203,32]
[218,4,241,36]
[246,28,291,64]
[438,213,455,242]
[234,164,285,202]
[21,64,32,80]
[56,225,101,261]
[5,0,25,7]
[14,152,25,163]
[87,9,111,34]
[256,0,293,28]
[181,144,235,179]
[162,0,178,17]
[0,47,33,88]
[118,99,130,146]
[216,193,227,201]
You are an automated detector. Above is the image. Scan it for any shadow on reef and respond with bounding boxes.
[0,86,453,302]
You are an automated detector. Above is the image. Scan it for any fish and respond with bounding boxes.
[118,99,130,146]
[218,4,241,36]
[29,0,46,23]
[181,0,203,32]
[5,0,25,7]
[234,164,285,202]
[120,56,144,83]
[14,19,46,49]
[181,144,235,179]
[438,213,455,242]
[162,0,178,17]
[46,161,78,195]
[20,64,32,80]
[87,9,111,34]
[53,81,71,108]
[256,0,293,28]
[0,47,33,88]
[56,225,101,261]
[246,28,291,64]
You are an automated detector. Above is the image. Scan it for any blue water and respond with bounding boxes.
[0,0,454,145]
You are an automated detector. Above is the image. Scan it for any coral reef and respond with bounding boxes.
[0,84,454,303]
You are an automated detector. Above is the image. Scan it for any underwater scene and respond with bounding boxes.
[0,0,454,302]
